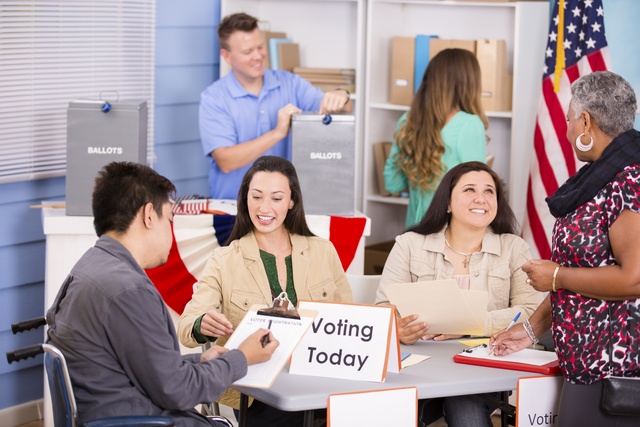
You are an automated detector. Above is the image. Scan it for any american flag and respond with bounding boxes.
[522,0,611,259]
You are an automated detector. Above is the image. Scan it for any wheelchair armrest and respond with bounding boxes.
[83,416,175,427]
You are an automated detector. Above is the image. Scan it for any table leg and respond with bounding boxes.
[500,391,514,427]
[238,393,248,427]
[303,409,315,427]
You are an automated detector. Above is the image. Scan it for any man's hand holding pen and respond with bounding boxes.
[238,328,279,365]
[261,319,273,348]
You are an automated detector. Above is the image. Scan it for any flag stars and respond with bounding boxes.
[567,22,577,34]
[582,14,588,25]
[546,47,554,58]
[549,31,558,42]
[584,0,594,7]
[591,21,602,33]
[578,30,585,41]
[574,47,583,58]
[571,6,581,17]
[596,6,604,16]
[586,38,596,49]
[564,39,572,50]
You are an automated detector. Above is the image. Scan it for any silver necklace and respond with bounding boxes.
[444,237,474,269]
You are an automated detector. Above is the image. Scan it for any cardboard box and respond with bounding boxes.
[373,141,401,197]
[390,37,415,105]
[294,67,356,93]
[373,142,391,196]
[262,31,287,69]
[364,240,396,275]
[278,42,300,72]
[476,39,512,111]
[429,38,476,59]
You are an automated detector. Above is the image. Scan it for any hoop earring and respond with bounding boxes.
[576,133,593,152]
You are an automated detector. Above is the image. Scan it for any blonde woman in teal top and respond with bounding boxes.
[384,48,488,228]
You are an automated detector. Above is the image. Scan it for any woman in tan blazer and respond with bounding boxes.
[178,155,352,427]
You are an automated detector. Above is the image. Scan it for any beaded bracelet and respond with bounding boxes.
[523,319,538,346]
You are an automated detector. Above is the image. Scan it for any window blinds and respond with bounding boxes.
[0,0,155,184]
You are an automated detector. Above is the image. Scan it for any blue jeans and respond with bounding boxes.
[443,393,500,427]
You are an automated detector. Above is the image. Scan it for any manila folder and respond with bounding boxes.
[381,280,488,336]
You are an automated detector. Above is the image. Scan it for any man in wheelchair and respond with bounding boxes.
[45,161,278,426]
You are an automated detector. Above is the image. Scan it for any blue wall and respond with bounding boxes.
[0,0,220,412]
[0,0,638,414]
[154,0,220,196]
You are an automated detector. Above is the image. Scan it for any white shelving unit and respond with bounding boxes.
[363,0,549,243]
[220,0,367,208]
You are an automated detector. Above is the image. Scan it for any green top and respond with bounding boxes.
[384,111,486,228]
[192,249,295,344]
[259,250,297,305]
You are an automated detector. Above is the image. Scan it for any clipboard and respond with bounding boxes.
[380,279,488,336]
[453,344,560,375]
[224,295,318,388]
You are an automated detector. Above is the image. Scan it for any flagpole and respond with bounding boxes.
[553,0,565,93]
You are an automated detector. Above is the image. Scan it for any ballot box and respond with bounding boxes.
[66,100,148,216]
[291,113,356,216]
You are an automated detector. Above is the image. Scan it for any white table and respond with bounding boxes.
[234,340,546,427]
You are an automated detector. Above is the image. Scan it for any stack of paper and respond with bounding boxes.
[293,67,355,93]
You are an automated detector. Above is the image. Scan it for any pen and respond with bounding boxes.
[261,319,273,348]
[505,312,521,332]
[489,312,521,355]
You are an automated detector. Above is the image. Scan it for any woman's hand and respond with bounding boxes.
[200,310,234,338]
[522,260,561,292]
[427,334,465,341]
[489,324,532,356]
[397,314,429,345]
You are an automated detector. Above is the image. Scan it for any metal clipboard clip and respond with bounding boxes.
[256,292,301,320]
[463,343,488,353]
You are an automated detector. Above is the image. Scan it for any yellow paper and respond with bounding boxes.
[459,338,490,347]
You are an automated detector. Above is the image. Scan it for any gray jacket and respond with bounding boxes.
[46,235,247,426]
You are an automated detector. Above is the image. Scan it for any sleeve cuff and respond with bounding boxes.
[193,314,218,344]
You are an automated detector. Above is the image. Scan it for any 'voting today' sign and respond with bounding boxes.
[289,301,401,382]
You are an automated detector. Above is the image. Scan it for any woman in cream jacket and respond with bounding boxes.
[178,156,352,427]
[375,161,544,427]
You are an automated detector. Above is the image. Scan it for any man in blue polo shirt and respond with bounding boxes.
[200,12,352,199]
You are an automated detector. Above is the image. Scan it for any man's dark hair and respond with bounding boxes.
[92,161,176,237]
[218,12,259,51]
